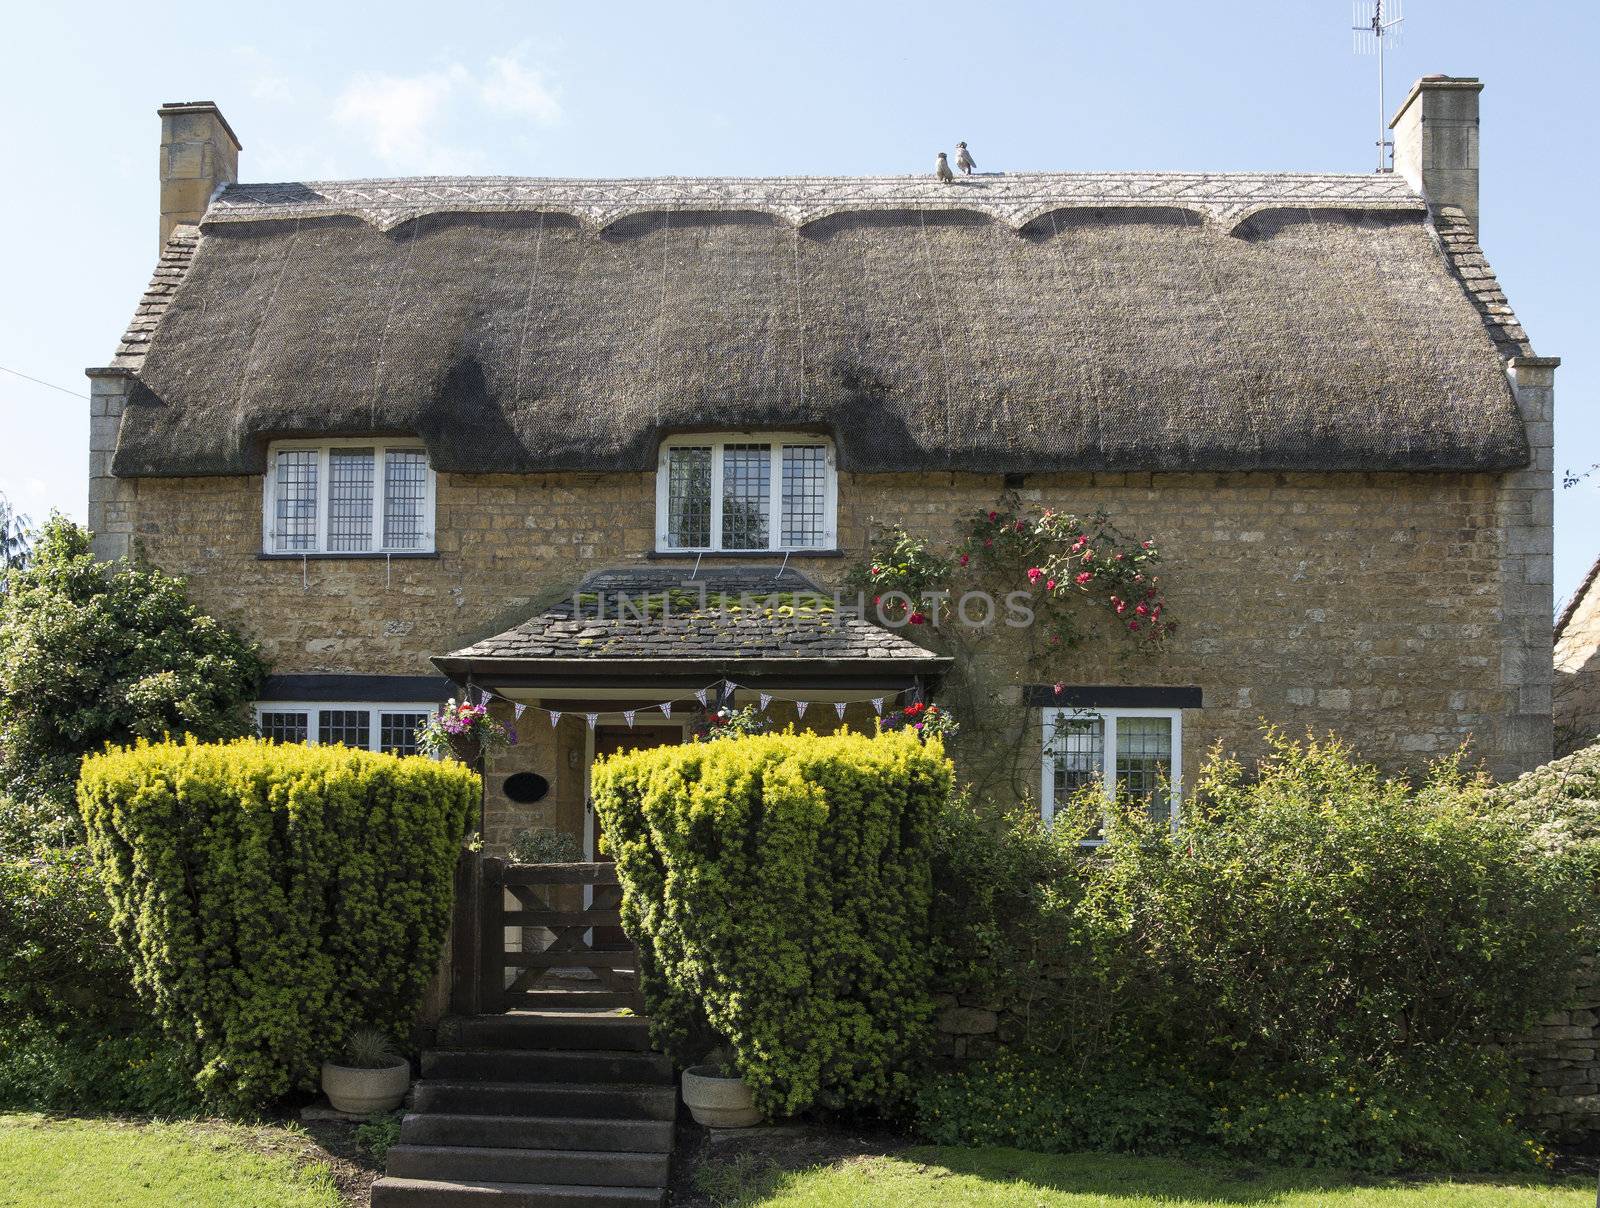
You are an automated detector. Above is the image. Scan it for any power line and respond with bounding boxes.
[0,364,90,401]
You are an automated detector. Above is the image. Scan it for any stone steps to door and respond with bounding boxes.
[412,1079,678,1121]
[400,1111,674,1153]
[370,1177,665,1207]
[371,1010,677,1208]
[422,1048,674,1087]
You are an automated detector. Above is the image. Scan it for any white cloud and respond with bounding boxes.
[333,66,468,166]
[480,54,561,124]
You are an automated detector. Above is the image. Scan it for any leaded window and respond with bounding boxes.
[264,441,435,554]
[657,435,836,552]
[256,703,438,755]
[1041,708,1182,841]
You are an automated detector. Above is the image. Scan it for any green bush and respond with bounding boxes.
[78,737,476,1111]
[0,846,200,1114]
[0,518,265,836]
[1493,740,1600,859]
[917,730,1593,1171]
[591,728,952,1117]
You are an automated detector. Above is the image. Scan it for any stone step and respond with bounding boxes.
[413,1080,678,1121]
[450,1013,651,1052]
[371,1177,664,1207]
[515,992,640,1011]
[401,1112,673,1154]
[424,1049,674,1086]
[386,1144,669,1188]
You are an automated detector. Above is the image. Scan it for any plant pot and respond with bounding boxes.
[682,1064,762,1128]
[320,1059,411,1115]
[446,733,482,766]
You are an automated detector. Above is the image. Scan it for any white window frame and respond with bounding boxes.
[654,432,838,553]
[1039,706,1184,843]
[262,439,437,555]
[254,702,439,755]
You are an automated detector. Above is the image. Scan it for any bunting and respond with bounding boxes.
[549,710,562,727]
[871,697,884,715]
[758,693,772,712]
[624,710,636,728]
[795,700,808,718]
[513,702,526,719]
[835,702,847,719]
[660,702,673,719]
[695,687,709,707]
[585,712,599,730]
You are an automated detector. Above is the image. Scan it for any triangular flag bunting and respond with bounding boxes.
[795,700,808,718]
[660,701,673,718]
[695,688,709,707]
[585,712,599,730]
[624,710,636,728]
[835,702,847,719]
[758,693,772,712]
[871,697,884,715]
[513,702,526,719]
[549,710,562,727]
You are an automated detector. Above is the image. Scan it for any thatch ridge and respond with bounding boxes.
[107,173,1530,478]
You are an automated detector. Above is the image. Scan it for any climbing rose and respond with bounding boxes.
[988,510,998,522]
[958,553,970,567]
[1046,579,1056,591]
[1074,571,1093,585]
[1027,567,1044,585]
[1129,619,1141,631]
[908,611,927,625]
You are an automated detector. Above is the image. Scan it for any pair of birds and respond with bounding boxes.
[936,142,976,183]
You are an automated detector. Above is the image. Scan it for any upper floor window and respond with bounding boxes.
[1040,707,1183,843]
[263,440,435,555]
[656,434,836,553]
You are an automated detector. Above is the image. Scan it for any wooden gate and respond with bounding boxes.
[450,855,641,1014]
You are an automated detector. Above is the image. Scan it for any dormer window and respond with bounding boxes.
[655,434,836,553]
[263,439,435,555]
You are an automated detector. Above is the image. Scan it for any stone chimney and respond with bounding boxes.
[1390,75,1483,233]
[157,101,240,249]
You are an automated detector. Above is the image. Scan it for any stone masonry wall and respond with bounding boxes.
[111,466,1543,786]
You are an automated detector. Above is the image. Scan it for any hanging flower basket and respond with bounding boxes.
[417,698,515,764]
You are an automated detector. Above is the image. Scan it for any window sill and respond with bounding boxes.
[258,551,440,561]
[647,549,844,560]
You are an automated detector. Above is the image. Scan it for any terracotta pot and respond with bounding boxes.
[682,1064,762,1128]
[320,1059,411,1115]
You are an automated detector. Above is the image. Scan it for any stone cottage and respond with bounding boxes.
[1555,557,1600,756]
[89,77,1556,851]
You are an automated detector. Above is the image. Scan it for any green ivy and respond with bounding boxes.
[77,737,476,1112]
[592,729,952,1117]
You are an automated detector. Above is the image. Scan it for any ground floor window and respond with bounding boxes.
[1040,706,1182,842]
[255,702,437,756]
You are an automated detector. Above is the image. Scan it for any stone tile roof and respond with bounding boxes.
[111,224,199,372]
[443,568,945,664]
[208,171,1424,233]
[1432,205,1533,359]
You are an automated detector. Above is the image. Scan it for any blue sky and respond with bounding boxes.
[2,0,1595,602]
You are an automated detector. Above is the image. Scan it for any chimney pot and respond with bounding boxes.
[1390,76,1483,233]
[157,101,241,250]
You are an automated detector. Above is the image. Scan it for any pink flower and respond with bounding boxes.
[1141,540,1153,549]
[908,611,927,625]
[958,553,970,567]
[988,510,998,522]
[1053,681,1066,695]
[870,565,881,576]
[873,595,882,605]
[1128,619,1140,631]
[1074,571,1093,586]
[1111,595,1126,614]
[983,539,993,549]
[1114,553,1124,561]
[1014,519,1024,532]
[1135,602,1149,617]
[1026,567,1044,584]
[1046,579,1056,591]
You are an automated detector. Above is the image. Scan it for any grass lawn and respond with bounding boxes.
[691,1145,1597,1208]
[0,1114,342,1208]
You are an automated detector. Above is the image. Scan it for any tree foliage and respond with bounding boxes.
[0,518,266,829]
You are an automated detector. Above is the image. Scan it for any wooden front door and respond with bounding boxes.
[589,725,680,949]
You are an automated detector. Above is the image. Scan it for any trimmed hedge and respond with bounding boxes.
[591,729,952,1117]
[78,737,476,1111]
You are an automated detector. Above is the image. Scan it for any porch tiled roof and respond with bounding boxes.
[442,568,942,664]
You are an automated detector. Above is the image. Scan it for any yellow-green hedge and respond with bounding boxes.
[77,737,476,1111]
[592,729,952,1116]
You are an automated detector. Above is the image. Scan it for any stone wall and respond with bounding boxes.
[1508,961,1600,1140]
[1555,566,1600,758]
[107,465,1547,796]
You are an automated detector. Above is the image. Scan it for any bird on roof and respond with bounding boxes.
[935,152,955,184]
[956,142,976,175]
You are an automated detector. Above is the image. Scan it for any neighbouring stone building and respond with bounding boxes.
[1555,557,1600,756]
[90,77,1556,852]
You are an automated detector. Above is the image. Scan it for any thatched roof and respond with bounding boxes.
[102,171,1533,477]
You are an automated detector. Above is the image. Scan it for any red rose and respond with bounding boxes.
[1135,602,1149,617]
[908,611,927,625]
[1128,619,1140,631]
[1074,571,1093,585]
[1026,567,1044,584]
[958,553,970,567]
[1046,579,1056,591]
[988,510,998,522]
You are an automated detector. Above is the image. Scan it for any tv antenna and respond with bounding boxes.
[1352,0,1404,172]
